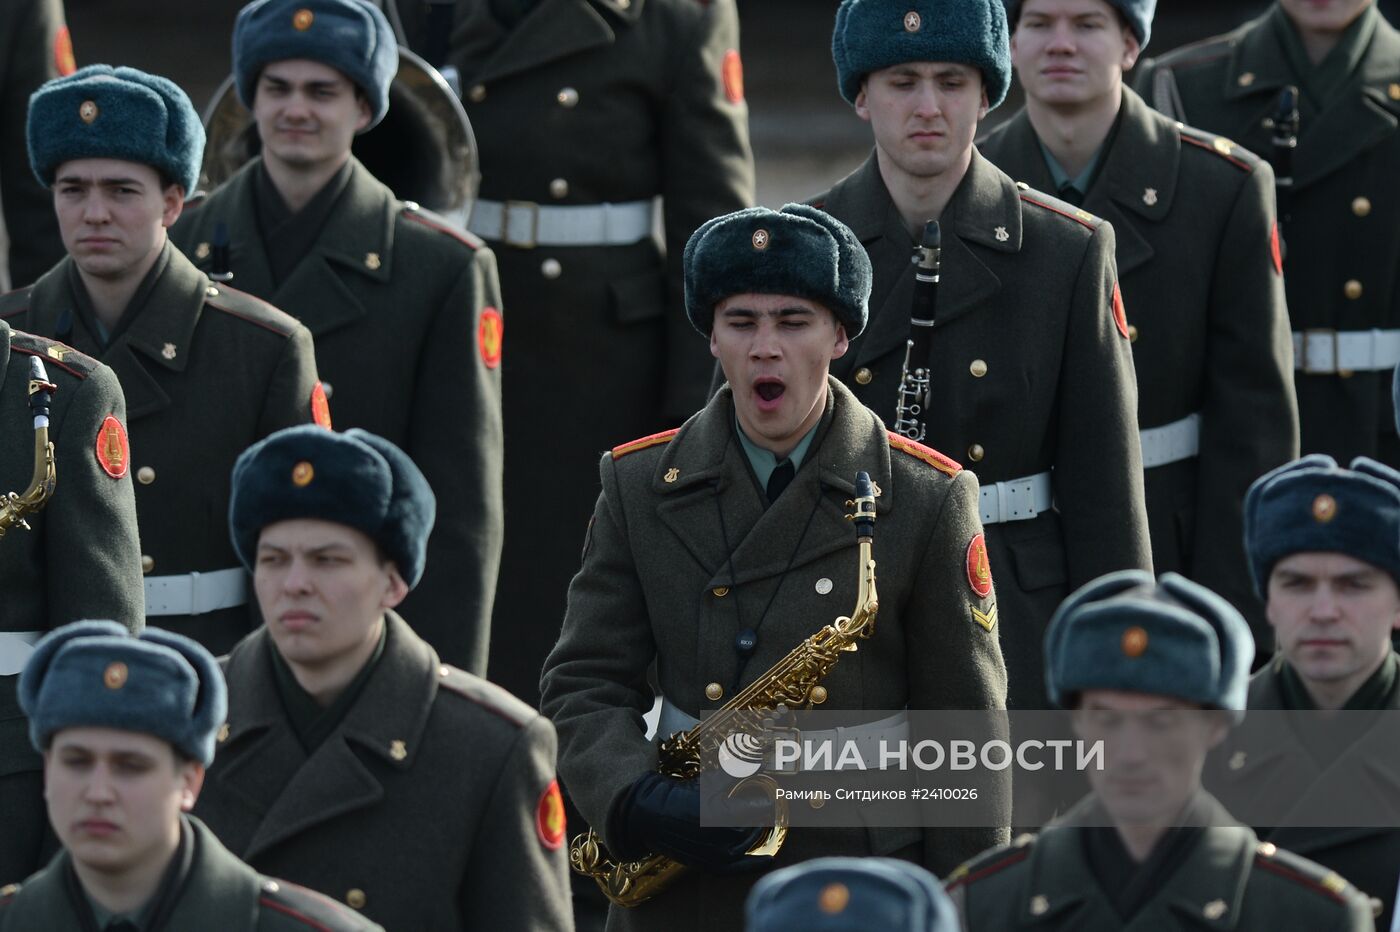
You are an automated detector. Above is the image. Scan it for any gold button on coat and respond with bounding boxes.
[467,84,486,103]
[557,87,579,107]
[1345,280,1363,300]
[969,359,987,378]
[137,466,155,485]
[968,444,985,462]
[346,889,367,910]
[1352,197,1372,217]
[854,367,873,385]
[705,682,723,701]
[141,555,155,574]
[541,258,562,279]
[711,587,729,597]
[549,178,569,199]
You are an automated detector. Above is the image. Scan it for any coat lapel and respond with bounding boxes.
[216,615,438,862]
[469,0,619,86]
[268,160,394,339]
[1090,89,1176,276]
[195,162,279,299]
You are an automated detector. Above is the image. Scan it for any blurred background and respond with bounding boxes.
[14,1,1400,233]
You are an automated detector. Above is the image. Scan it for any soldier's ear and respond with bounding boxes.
[854,81,871,122]
[1121,30,1141,72]
[179,760,206,812]
[355,92,372,134]
[162,184,185,229]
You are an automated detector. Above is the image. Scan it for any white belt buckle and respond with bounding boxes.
[1300,328,1339,375]
[501,200,540,249]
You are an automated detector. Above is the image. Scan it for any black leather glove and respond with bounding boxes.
[608,772,771,873]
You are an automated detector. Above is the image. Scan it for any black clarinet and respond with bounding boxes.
[1271,86,1299,230]
[893,221,940,442]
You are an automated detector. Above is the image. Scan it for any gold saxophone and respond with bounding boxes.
[570,471,881,907]
[0,357,58,539]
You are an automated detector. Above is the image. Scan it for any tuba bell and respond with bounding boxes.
[197,46,480,226]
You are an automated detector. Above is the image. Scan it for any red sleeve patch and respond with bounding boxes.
[536,779,566,850]
[722,49,745,104]
[310,382,332,429]
[478,307,503,369]
[1111,281,1129,339]
[966,534,992,597]
[95,415,129,479]
[1270,222,1283,276]
[54,26,76,76]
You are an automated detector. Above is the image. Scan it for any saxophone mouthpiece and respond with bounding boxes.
[853,471,876,537]
[27,357,56,424]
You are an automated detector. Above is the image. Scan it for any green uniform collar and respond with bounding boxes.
[270,620,388,753]
[1278,649,1398,711]
[253,159,354,289]
[65,239,173,350]
[733,414,819,495]
[1271,1,1379,109]
[1034,103,1124,203]
[72,816,193,932]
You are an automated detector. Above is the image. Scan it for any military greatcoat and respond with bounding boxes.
[0,816,383,931]
[0,319,142,886]
[0,0,69,289]
[1205,656,1400,928]
[810,152,1152,709]
[1135,4,1400,468]
[196,611,572,932]
[394,0,755,705]
[945,794,1376,931]
[979,87,1299,646]
[0,242,320,655]
[540,378,1009,932]
[171,158,504,676]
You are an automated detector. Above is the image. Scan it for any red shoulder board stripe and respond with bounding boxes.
[10,345,87,380]
[402,208,479,249]
[946,848,1029,890]
[1255,857,1348,904]
[1019,194,1097,230]
[1270,222,1283,276]
[612,428,679,460]
[259,897,335,931]
[1180,133,1252,172]
[722,49,744,103]
[887,432,961,477]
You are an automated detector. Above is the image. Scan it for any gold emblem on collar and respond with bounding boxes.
[1203,899,1227,920]
[994,226,1009,242]
[365,252,381,270]
[1142,187,1158,206]
[390,740,407,761]
[161,343,177,361]
[1238,72,1256,87]
[664,467,680,483]
[195,242,211,259]
[1029,895,1049,916]
[1228,750,1247,770]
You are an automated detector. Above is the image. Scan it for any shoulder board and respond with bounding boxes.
[1153,32,1239,72]
[612,428,679,460]
[945,835,1034,890]
[1179,127,1256,172]
[887,431,961,477]
[401,202,482,250]
[259,878,374,930]
[203,284,298,338]
[1018,192,1101,230]
[1254,844,1353,905]
[0,286,32,321]
[437,663,537,729]
[10,332,98,380]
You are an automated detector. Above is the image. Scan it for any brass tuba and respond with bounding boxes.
[198,46,480,225]
[0,357,58,539]
[570,472,881,907]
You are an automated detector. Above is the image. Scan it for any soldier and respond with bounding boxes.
[979,0,1299,647]
[195,425,571,931]
[1,65,323,653]
[388,0,755,708]
[813,0,1152,708]
[171,0,504,676]
[3,620,381,930]
[540,205,1008,932]
[1216,454,1400,926]
[1135,0,1400,467]
[0,320,143,885]
[945,571,1376,931]
[0,0,71,289]
[746,858,958,932]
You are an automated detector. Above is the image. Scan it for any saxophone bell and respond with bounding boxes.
[1,357,59,539]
